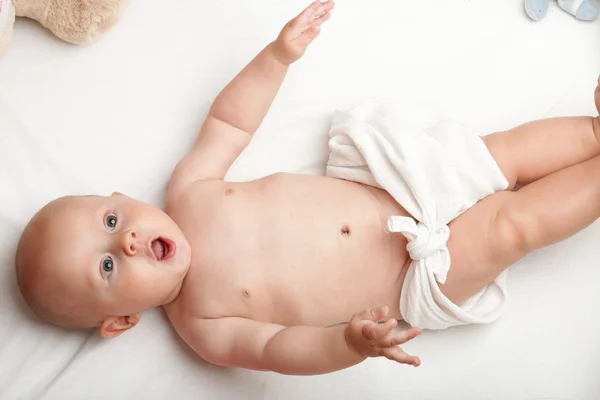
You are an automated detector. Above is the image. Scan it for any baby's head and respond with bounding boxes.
[15,193,192,337]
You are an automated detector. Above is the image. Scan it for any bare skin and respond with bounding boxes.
[15,0,600,376]
[161,1,600,374]
[166,175,410,326]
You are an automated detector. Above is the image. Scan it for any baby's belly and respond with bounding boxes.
[247,174,411,326]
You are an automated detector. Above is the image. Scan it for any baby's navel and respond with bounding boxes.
[225,188,234,196]
[340,225,351,236]
[242,289,251,298]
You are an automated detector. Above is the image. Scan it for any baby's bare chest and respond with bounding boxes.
[171,174,410,324]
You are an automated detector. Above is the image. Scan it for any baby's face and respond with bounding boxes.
[40,193,192,322]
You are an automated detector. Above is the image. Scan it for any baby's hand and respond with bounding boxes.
[345,305,422,367]
[271,0,334,66]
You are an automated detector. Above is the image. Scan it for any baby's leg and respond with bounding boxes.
[442,154,600,304]
[483,116,600,189]
[426,80,600,305]
[483,77,600,189]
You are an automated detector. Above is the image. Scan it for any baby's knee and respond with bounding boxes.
[489,192,539,261]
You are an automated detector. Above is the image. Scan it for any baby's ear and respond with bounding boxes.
[99,314,141,338]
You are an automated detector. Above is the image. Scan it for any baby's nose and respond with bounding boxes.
[121,230,138,256]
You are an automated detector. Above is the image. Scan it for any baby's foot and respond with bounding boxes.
[525,0,550,20]
[557,0,599,21]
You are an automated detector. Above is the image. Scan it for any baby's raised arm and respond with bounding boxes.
[188,306,421,376]
[168,1,334,197]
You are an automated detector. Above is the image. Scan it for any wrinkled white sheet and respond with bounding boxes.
[1,0,599,398]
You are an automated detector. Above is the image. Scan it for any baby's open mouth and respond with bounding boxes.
[151,237,175,261]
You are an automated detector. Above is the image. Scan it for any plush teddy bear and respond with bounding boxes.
[525,0,598,21]
[0,0,127,59]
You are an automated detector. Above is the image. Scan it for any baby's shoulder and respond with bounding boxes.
[169,178,227,199]
[166,179,228,209]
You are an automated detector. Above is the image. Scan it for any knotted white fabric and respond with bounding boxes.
[326,99,510,330]
[387,216,450,283]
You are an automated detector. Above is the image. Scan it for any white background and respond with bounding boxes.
[1,0,599,398]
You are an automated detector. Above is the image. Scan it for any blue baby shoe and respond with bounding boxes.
[558,0,599,21]
[525,0,550,20]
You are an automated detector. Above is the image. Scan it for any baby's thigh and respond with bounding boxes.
[441,191,525,305]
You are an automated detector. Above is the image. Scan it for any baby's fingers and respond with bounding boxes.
[310,11,331,29]
[381,346,421,367]
[377,326,421,349]
[361,318,397,341]
[314,0,335,19]
[293,0,325,29]
[392,327,422,345]
[293,1,334,30]
[357,305,390,322]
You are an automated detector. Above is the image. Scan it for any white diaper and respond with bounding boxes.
[326,99,510,330]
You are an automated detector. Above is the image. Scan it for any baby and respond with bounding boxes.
[15,0,600,376]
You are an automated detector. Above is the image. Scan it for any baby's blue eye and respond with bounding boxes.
[102,257,114,277]
[106,214,117,231]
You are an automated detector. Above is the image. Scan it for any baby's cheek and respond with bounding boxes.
[117,264,148,293]
[134,263,167,294]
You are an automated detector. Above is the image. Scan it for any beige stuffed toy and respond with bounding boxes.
[0,0,127,59]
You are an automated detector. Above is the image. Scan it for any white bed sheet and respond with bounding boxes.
[1,0,600,398]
